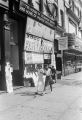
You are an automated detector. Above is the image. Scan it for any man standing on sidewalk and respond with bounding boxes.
[44,65,53,92]
[51,66,57,83]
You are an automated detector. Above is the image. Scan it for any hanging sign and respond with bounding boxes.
[57,37,68,50]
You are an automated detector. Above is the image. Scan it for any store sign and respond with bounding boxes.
[57,37,68,50]
[43,40,53,53]
[24,35,42,52]
[26,17,54,41]
[64,33,75,47]
[75,36,82,51]
[19,0,56,29]
[0,0,8,7]
[32,53,44,63]
[44,54,51,59]
[25,52,44,64]
[24,34,53,53]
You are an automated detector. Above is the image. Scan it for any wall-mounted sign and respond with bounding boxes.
[57,37,68,50]
[24,34,53,53]
[26,17,54,41]
[25,52,44,64]
[19,0,56,29]
[64,33,75,47]
[75,36,82,51]
[43,40,53,53]
[44,54,51,59]
[24,34,42,52]
[0,0,8,8]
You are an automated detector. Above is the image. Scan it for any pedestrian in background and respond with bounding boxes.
[44,64,53,92]
[51,66,57,83]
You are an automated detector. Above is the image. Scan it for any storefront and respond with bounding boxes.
[23,17,55,86]
[0,0,58,91]
[0,0,26,91]
[63,51,76,75]
[63,33,82,76]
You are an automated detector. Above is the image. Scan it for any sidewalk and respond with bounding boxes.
[0,71,82,120]
[61,71,82,81]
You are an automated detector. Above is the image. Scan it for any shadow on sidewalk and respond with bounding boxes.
[15,91,36,97]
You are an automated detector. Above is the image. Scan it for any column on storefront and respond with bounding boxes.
[0,11,6,90]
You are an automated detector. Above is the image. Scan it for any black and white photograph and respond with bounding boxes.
[0,0,82,120]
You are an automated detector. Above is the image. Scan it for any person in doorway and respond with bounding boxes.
[44,64,53,92]
[51,66,57,83]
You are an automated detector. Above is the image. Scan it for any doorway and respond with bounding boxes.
[10,20,23,86]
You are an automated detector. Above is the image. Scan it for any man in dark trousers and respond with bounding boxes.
[51,66,57,83]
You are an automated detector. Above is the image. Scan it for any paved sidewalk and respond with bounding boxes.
[0,71,82,120]
[61,71,82,81]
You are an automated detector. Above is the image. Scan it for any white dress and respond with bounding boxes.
[37,69,45,93]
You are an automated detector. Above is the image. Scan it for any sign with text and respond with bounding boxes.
[26,17,54,41]
[25,52,44,64]
[24,34,53,53]
[57,37,68,50]
[24,35,42,52]
[19,0,56,29]
[64,33,75,47]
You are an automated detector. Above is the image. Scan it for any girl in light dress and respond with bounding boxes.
[36,65,46,95]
